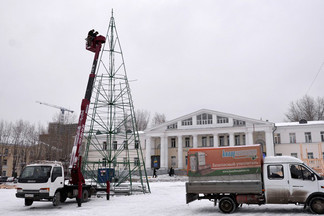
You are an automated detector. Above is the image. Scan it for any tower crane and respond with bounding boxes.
[36,101,74,124]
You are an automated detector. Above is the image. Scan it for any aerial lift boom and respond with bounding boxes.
[69,31,106,206]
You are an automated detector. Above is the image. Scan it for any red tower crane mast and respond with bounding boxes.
[69,30,105,206]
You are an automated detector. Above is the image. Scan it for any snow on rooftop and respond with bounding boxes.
[275,120,324,127]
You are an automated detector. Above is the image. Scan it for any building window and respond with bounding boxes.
[124,140,128,149]
[167,123,178,129]
[2,171,6,176]
[185,137,190,147]
[276,153,282,156]
[242,135,246,145]
[171,156,176,167]
[235,135,240,146]
[185,156,188,165]
[209,137,214,147]
[182,118,192,126]
[291,153,298,158]
[113,141,117,150]
[197,113,213,125]
[305,132,312,143]
[135,140,139,149]
[202,137,207,147]
[171,138,176,148]
[123,157,127,167]
[4,149,8,156]
[233,119,245,126]
[3,159,7,166]
[308,152,314,159]
[134,157,140,166]
[321,131,324,142]
[103,141,107,150]
[219,136,225,146]
[289,133,296,144]
[217,116,228,124]
[274,133,281,144]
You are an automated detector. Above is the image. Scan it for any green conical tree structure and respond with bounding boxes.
[82,12,150,194]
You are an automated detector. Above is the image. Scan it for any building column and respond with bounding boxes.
[193,135,198,148]
[246,131,253,145]
[266,130,275,156]
[213,134,219,147]
[178,135,183,169]
[145,137,152,169]
[165,136,169,168]
[229,133,235,146]
[160,136,167,169]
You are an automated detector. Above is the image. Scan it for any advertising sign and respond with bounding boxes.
[187,145,262,177]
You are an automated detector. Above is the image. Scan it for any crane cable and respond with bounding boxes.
[306,60,324,95]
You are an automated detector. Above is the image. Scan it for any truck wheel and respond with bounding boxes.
[24,199,33,206]
[60,192,67,203]
[82,190,89,202]
[219,197,237,214]
[309,197,324,214]
[53,191,61,206]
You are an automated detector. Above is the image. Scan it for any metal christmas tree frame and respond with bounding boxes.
[82,12,150,194]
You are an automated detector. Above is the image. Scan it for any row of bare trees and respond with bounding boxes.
[0,120,46,177]
[0,111,166,177]
[0,113,78,177]
[286,95,324,122]
[135,110,166,131]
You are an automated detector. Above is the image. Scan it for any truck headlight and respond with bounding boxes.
[39,188,50,193]
[16,188,23,193]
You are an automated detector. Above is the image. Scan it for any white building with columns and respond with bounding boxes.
[143,109,275,171]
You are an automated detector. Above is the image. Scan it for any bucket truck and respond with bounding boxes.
[16,31,106,207]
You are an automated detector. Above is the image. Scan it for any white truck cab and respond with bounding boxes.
[263,156,324,213]
[16,162,65,206]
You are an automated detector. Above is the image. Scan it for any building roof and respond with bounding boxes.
[145,108,274,132]
[275,120,324,127]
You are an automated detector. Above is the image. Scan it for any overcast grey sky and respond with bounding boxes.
[1,0,324,126]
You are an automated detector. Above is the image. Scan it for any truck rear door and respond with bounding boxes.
[288,164,318,203]
[264,163,289,204]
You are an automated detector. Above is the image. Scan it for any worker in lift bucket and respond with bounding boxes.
[86,29,99,48]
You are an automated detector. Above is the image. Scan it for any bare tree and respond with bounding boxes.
[0,120,13,175]
[285,95,324,121]
[11,120,31,177]
[135,109,150,131]
[0,119,43,176]
[151,112,166,127]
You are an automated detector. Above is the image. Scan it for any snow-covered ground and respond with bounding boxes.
[1,175,311,216]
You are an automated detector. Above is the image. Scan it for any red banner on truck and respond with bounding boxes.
[187,145,262,177]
